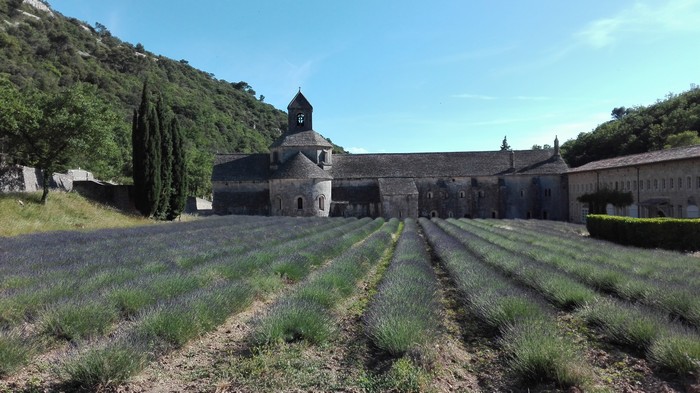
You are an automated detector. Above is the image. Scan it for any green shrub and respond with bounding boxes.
[500,321,591,387]
[41,302,118,341]
[587,215,700,251]
[648,331,700,375]
[384,357,429,392]
[139,307,199,348]
[0,332,33,377]
[253,300,332,345]
[367,312,431,356]
[62,341,148,389]
[107,287,155,318]
[578,299,664,348]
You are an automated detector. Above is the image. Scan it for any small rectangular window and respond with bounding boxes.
[678,177,682,189]
[670,178,674,189]
[654,179,658,189]
[688,177,692,189]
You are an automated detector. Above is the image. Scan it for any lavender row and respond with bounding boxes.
[455,219,700,328]
[58,218,391,389]
[364,219,442,356]
[0,217,366,379]
[438,218,700,376]
[418,218,593,388]
[253,218,398,345]
[0,217,351,329]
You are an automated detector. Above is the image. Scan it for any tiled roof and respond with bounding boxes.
[269,130,333,149]
[378,178,418,195]
[269,152,333,180]
[568,145,700,173]
[329,150,566,179]
[287,91,312,110]
[213,149,567,183]
[212,154,269,182]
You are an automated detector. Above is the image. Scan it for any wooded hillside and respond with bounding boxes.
[562,86,700,168]
[0,0,291,196]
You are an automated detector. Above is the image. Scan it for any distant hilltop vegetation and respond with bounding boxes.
[562,86,700,168]
[0,0,292,196]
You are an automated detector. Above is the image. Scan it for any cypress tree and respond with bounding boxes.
[132,81,150,216]
[144,103,161,217]
[167,117,187,220]
[154,94,172,219]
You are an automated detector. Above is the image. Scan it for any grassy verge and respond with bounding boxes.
[0,192,151,237]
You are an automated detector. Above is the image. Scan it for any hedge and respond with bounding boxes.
[586,215,700,252]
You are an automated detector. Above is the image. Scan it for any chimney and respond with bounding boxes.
[509,150,515,170]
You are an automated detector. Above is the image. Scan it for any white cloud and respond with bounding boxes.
[347,147,369,154]
[576,0,700,49]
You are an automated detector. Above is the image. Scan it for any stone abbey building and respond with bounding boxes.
[212,91,570,220]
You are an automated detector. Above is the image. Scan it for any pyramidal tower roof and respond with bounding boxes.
[270,152,333,180]
[287,90,313,111]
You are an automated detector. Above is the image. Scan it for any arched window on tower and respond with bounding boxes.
[319,195,325,211]
[296,113,305,126]
[297,197,303,210]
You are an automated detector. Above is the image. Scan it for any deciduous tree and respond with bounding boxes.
[0,79,116,204]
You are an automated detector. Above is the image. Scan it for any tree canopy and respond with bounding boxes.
[500,136,511,151]
[0,78,117,203]
[562,87,700,167]
[1,0,334,197]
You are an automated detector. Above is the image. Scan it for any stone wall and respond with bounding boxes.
[212,181,270,215]
[569,158,700,222]
[331,179,381,218]
[72,181,134,212]
[269,178,331,217]
[503,175,568,220]
[415,177,502,219]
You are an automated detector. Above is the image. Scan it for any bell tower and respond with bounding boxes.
[287,90,313,134]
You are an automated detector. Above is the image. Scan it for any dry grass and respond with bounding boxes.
[0,191,152,237]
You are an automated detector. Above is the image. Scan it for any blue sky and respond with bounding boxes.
[51,0,700,153]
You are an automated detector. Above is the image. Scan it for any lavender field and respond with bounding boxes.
[0,216,698,392]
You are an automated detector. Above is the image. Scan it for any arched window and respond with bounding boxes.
[430,210,438,218]
[296,113,305,126]
[427,191,433,199]
[318,195,325,211]
[459,191,465,198]
[297,197,303,210]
